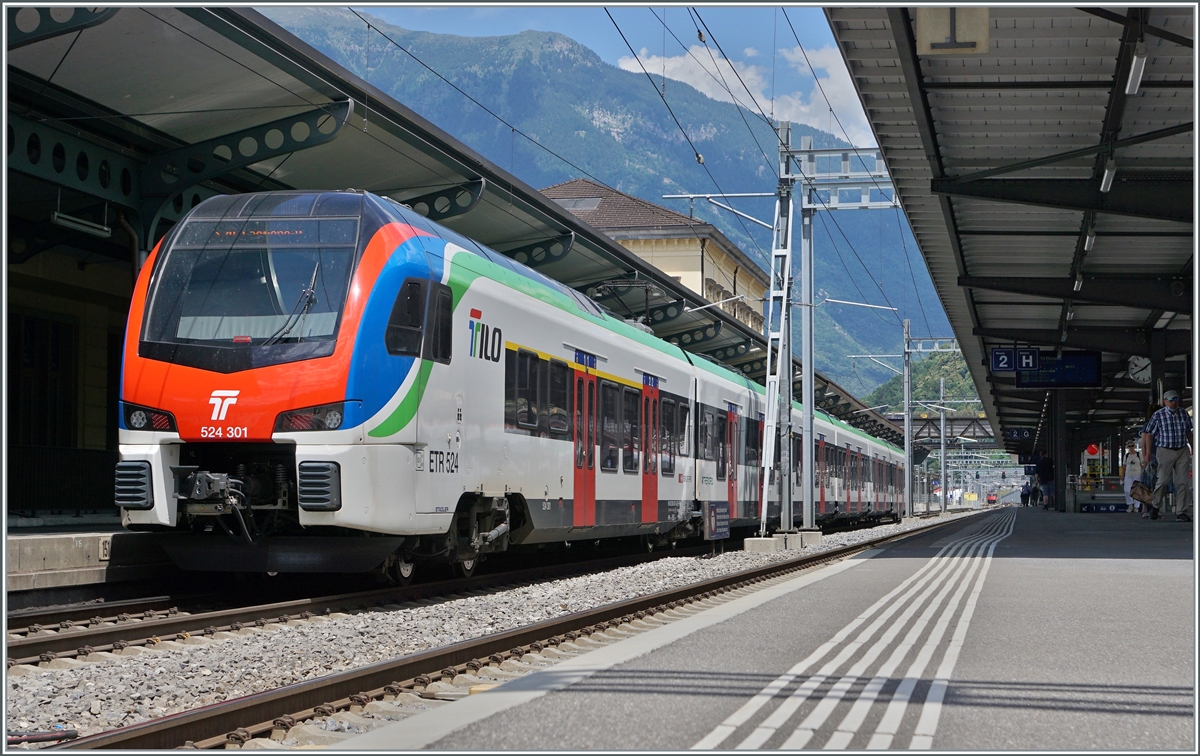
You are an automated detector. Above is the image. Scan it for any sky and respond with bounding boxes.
[359,5,876,147]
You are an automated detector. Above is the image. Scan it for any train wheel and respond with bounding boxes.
[391,558,415,586]
[455,558,477,579]
[643,535,656,553]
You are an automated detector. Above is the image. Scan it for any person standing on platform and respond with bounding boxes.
[1122,440,1143,514]
[1020,482,1031,507]
[1141,390,1193,522]
[1035,450,1055,511]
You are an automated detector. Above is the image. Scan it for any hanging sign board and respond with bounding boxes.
[1016,352,1102,388]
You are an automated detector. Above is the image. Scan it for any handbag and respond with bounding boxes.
[1130,479,1154,505]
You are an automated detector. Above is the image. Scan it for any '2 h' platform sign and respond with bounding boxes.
[990,348,1015,372]
[1017,349,1040,371]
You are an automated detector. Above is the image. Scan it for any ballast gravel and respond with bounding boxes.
[6,511,976,746]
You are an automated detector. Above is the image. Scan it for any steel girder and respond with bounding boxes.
[499,234,574,270]
[959,275,1192,313]
[402,179,485,223]
[931,175,1194,224]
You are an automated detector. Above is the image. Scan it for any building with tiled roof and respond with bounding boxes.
[541,179,766,333]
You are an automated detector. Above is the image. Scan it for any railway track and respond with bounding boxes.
[7,546,707,667]
[49,514,976,750]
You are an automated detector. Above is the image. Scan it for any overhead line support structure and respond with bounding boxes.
[758,125,902,536]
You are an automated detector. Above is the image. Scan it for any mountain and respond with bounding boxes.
[264,8,951,397]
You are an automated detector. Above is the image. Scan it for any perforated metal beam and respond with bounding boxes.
[7,7,119,50]
[662,321,723,349]
[959,275,1192,313]
[8,113,142,210]
[403,179,485,223]
[499,233,573,269]
[140,101,354,247]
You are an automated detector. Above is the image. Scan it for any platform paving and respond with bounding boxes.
[344,507,1194,751]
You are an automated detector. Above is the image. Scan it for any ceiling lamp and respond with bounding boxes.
[1084,227,1096,251]
[1125,39,1147,95]
[1100,158,1117,193]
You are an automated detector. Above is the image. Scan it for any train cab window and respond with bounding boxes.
[677,403,690,457]
[622,387,640,474]
[548,360,571,435]
[661,398,676,475]
[516,349,539,429]
[385,278,426,356]
[422,283,453,364]
[716,413,728,481]
[600,381,619,471]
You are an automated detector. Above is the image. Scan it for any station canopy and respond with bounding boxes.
[6,7,900,444]
[827,6,1194,453]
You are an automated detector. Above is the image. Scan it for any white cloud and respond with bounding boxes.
[743,47,759,58]
[617,44,875,148]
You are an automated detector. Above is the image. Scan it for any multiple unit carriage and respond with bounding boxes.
[116,191,905,577]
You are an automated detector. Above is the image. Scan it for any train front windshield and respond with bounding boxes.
[141,193,363,369]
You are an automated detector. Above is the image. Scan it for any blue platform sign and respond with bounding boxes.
[1016,351,1102,388]
[1023,465,1038,475]
[1016,348,1040,371]
[1005,427,1035,441]
[990,348,1015,372]
[704,501,730,541]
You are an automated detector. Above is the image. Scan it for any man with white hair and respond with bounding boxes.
[1141,389,1193,522]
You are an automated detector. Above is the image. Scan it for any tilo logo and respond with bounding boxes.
[467,308,502,362]
[208,390,239,420]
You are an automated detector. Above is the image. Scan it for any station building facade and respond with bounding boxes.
[542,179,767,334]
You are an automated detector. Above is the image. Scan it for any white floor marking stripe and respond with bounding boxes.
[691,531,974,750]
[785,533,995,749]
[691,512,1010,750]
[735,531,998,749]
[907,518,1012,749]
[824,542,986,750]
[866,511,1015,750]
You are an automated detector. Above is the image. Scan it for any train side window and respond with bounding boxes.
[600,381,619,471]
[422,283,453,364]
[504,348,517,429]
[385,278,426,356]
[548,359,570,435]
[698,408,711,461]
[648,397,658,474]
[516,349,539,429]
[661,398,676,475]
[587,381,595,470]
[716,413,728,480]
[677,403,690,457]
[622,387,640,474]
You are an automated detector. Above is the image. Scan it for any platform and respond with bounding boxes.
[5,529,172,594]
[344,508,1194,751]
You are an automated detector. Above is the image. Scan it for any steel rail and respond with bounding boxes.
[53,513,979,750]
[8,547,707,666]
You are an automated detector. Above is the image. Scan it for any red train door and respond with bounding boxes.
[726,405,739,520]
[641,377,659,523]
[573,370,597,526]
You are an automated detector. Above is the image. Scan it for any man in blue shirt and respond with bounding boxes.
[1141,390,1193,522]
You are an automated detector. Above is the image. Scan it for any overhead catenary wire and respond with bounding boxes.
[606,8,767,259]
[647,8,776,177]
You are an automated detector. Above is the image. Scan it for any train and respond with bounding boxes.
[115,190,905,580]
